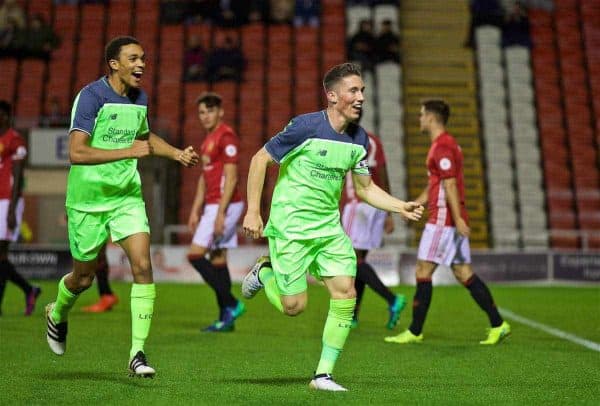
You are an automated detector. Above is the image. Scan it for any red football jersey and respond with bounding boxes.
[344,132,386,202]
[0,128,27,199]
[426,132,468,227]
[200,123,242,204]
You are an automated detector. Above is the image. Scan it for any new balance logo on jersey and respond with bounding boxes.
[110,114,118,120]
[318,149,328,156]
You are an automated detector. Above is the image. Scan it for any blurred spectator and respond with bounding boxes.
[502,1,531,48]
[0,0,26,32]
[270,0,294,24]
[348,19,376,71]
[0,16,21,58]
[183,34,207,81]
[206,35,246,82]
[161,0,194,24]
[466,0,505,47]
[375,19,400,63]
[23,14,60,60]
[216,0,255,27]
[294,0,320,27]
[40,96,70,128]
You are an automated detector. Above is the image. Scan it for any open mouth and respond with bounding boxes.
[352,105,362,114]
[132,71,143,80]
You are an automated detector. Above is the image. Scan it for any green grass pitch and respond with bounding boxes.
[1,281,599,404]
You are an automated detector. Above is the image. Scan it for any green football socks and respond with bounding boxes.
[51,276,78,323]
[130,283,156,359]
[316,298,356,375]
[259,266,284,313]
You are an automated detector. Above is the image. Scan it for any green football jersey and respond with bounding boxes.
[263,111,370,240]
[65,77,150,212]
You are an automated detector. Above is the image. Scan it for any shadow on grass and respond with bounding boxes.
[36,371,158,387]
[219,376,309,386]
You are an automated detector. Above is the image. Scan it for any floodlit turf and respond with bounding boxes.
[1,281,599,404]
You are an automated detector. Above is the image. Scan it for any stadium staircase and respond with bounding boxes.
[475,26,548,250]
[400,0,489,248]
[345,2,408,244]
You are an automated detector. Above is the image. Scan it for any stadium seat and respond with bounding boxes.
[28,0,53,22]
[74,4,106,91]
[0,59,19,103]
[106,1,133,39]
[15,60,46,123]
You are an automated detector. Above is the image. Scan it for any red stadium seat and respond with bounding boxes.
[28,0,53,22]
[106,1,133,39]
[0,59,19,103]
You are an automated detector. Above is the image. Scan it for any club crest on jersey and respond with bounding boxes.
[318,149,328,156]
[109,113,118,120]
[225,144,237,157]
[350,150,357,159]
[439,158,452,170]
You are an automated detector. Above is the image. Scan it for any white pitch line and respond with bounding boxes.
[499,308,600,353]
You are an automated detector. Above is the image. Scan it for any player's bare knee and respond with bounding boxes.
[282,297,306,316]
[334,285,356,300]
[283,302,305,316]
[72,274,94,292]
[130,257,152,279]
[452,265,473,284]
[415,266,434,280]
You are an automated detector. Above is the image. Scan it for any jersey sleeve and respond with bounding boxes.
[138,115,150,136]
[69,87,101,136]
[264,117,310,163]
[219,131,240,164]
[352,131,370,176]
[138,92,150,136]
[10,134,27,161]
[432,145,457,179]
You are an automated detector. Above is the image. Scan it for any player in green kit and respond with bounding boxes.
[242,63,424,391]
[45,36,199,377]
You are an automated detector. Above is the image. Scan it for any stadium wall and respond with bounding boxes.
[8,245,600,284]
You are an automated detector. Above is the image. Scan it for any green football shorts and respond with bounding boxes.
[267,233,357,296]
[66,201,150,262]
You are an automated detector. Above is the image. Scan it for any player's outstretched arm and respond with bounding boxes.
[69,130,152,164]
[352,173,424,221]
[147,132,199,167]
[243,147,274,239]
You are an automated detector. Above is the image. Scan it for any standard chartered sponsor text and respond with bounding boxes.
[310,164,345,181]
[103,127,137,143]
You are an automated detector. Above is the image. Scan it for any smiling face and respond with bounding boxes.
[109,43,146,90]
[327,74,365,123]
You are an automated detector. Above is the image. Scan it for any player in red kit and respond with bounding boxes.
[385,100,510,345]
[342,130,406,329]
[0,100,41,316]
[187,92,245,332]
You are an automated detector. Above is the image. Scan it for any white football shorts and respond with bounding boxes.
[342,200,386,250]
[417,223,471,266]
[192,201,244,249]
[0,198,24,242]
